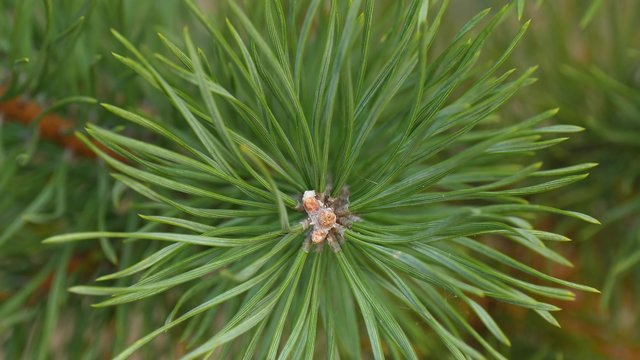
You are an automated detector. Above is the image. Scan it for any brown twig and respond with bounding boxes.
[0,88,118,159]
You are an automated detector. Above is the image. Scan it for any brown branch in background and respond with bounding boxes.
[0,95,99,158]
[0,88,119,159]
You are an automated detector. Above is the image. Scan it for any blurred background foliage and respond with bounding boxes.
[476,0,640,358]
[1,0,638,359]
[1,0,196,357]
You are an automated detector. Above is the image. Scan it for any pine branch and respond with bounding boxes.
[39,1,600,358]
[4,0,630,359]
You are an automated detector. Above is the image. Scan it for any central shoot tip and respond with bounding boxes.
[300,188,357,252]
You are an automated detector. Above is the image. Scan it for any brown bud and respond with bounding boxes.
[318,209,336,227]
[302,190,321,213]
[311,229,328,244]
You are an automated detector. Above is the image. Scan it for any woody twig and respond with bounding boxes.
[0,87,116,159]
